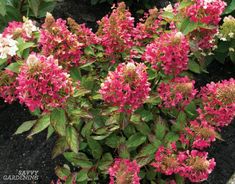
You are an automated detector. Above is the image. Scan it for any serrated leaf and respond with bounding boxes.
[6,62,21,73]
[14,120,36,135]
[28,0,40,17]
[52,137,69,159]
[118,143,130,159]
[66,126,79,153]
[180,19,198,35]
[47,125,54,140]
[64,152,93,168]
[76,169,88,182]
[28,115,50,137]
[178,1,193,9]
[189,60,201,74]
[55,166,71,180]
[155,123,166,140]
[98,153,113,171]
[0,1,6,16]
[87,137,103,159]
[135,123,151,136]
[50,108,67,136]
[105,134,120,148]
[223,0,235,14]
[126,133,146,149]
[164,132,179,143]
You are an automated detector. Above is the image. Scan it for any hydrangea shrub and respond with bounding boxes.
[0,1,234,184]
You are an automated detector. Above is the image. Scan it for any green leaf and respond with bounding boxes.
[50,108,67,136]
[98,153,113,171]
[28,115,50,137]
[70,67,81,80]
[118,143,130,159]
[180,19,198,35]
[155,123,166,140]
[0,58,7,66]
[52,137,69,159]
[164,132,179,143]
[14,120,36,135]
[87,137,103,159]
[84,46,95,56]
[135,123,151,136]
[64,152,93,168]
[137,109,153,122]
[38,1,56,18]
[223,0,235,14]
[66,126,79,153]
[178,1,193,9]
[189,60,201,74]
[76,169,88,182]
[161,11,174,20]
[6,62,21,73]
[105,134,120,148]
[47,125,55,140]
[55,166,71,180]
[0,1,6,16]
[65,174,76,184]
[126,133,146,149]
[17,42,35,57]
[28,0,40,17]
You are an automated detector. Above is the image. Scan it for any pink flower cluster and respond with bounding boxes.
[67,18,99,47]
[97,2,135,62]
[0,70,17,104]
[178,150,215,182]
[151,145,180,175]
[134,8,161,46]
[2,18,37,41]
[108,158,140,184]
[158,76,197,109]
[183,120,216,150]
[39,13,82,68]
[99,62,150,113]
[152,146,215,182]
[16,53,74,111]
[185,0,226,25]
[143,31,189,76]
[198,78,235,128]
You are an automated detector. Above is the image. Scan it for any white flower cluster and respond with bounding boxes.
[0,34,18,59]
[23,17,38,38]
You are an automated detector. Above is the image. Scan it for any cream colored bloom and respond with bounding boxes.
[0,34,18,59]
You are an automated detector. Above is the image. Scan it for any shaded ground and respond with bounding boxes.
[0,0,235,184]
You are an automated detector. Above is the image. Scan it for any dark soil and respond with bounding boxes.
[0,1,235,184]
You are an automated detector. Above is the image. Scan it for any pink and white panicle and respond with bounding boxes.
[97,2,135,63]
[99,62,150,113]
[0,34,18,59]
[108,158,140,184]
[178,150,216,182]
[151,144,181,175]
[39,13,82,69]
[2,17,38,41]
[143,31,189,76]
[198,78,235,128]
[184,120,216,150]
[16,54,74,111]
[158,76,197,109]
[185,0,226,25]
[0,70,17,104]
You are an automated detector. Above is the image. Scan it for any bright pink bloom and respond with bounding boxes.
[134,8,161,46]
[185,0,226,25]
[151,145,180,175]
[99,62,150,113]
[2,19,37,41]
[39,13,82,69]
[143,31,189,76]
[67,18,99,47]
[108,158,140,184]
[0,70,17,104]
[157,76,197,109]
[178,150,216,182]
[185,120,216,150]
[198,78,235,128]
[16,54,74,111]
[97,2,135,62]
